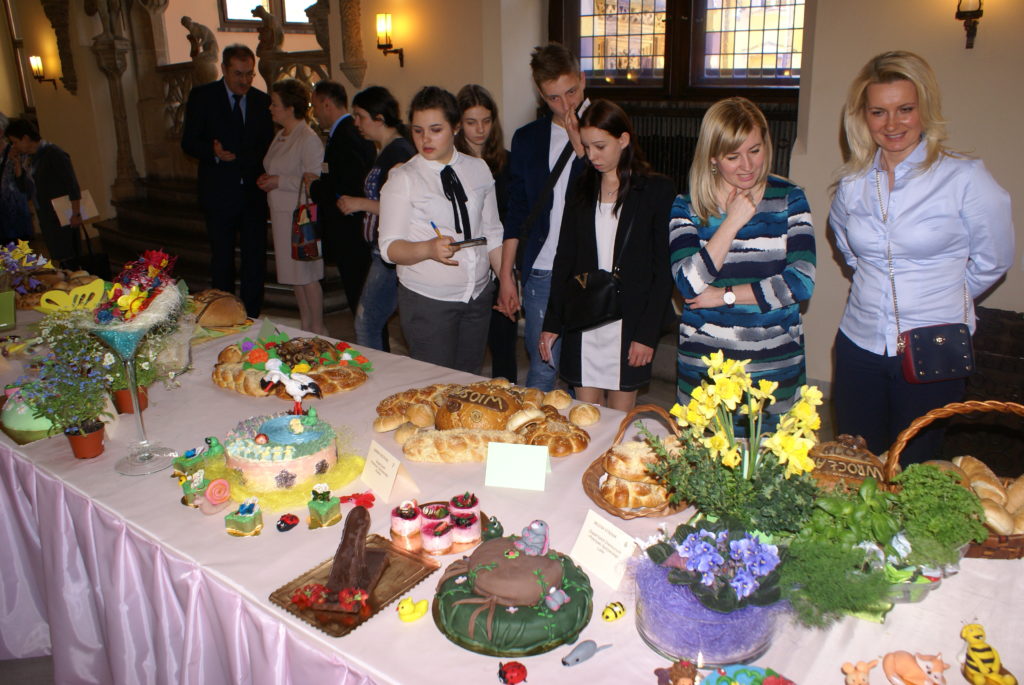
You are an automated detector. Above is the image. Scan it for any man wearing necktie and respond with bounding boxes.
[307,81,376,314]
[182,44,274,318]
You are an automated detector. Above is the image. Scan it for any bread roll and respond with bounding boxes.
[599,474,668,509]
[194,289,248,327]
[954,455,999,483]
[506,406,544,432]
[971,478,1007,507]
[1004,476,1024,515]
[980,498,1014,535]
[1013,509,1024,535]
[403,429,524,463]
[394,422,420,447]
[373,413,405,433]
[569,403,600,427]
[405,402,436,428]
[604,441,660,484]
[521,387,545,406]
[543,389,572,410]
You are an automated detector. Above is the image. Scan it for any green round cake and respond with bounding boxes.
[432,535,593,656]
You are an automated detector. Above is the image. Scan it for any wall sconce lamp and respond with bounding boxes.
[375,14,404,67]
[29,56,58,89]
[956,0,983,49]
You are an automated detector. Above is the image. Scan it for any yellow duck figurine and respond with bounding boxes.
[960,623,1016,685]
[396,597,429,623]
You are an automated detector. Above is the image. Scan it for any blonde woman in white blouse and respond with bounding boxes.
[257,78,327,334]
[378,86,505,373]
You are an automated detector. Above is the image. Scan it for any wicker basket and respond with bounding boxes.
[581,404,688,520]
[883,400,1024,560]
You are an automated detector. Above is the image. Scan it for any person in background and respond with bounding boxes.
[181,44,273,318]
[669,97,815,424]
[306,80,376,317]
[0,113,33,242]
[341,86,415,351]
[257,79,326,334]
[502,43,589,390]
[377,87,505,373]
[4,118,81,261]
[540,100,674,411]
[454,84,518,382]
[830,51,1014,464]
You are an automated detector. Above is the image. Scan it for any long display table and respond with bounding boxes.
[1,321,1021,684]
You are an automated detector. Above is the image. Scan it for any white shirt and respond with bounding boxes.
[378,150,503,302]
[830,142,1014,356]
[532,121,572,271]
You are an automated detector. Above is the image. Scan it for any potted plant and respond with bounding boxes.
[0,240,51,329]
[102,334,162,413]
[19,353,111,458]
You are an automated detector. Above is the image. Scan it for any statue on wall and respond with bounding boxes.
[84,0,127,39]
[305,0,330,56]
[181,16,218,84]
[252,5,285,86]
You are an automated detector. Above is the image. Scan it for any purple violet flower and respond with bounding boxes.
[730,568,758,599]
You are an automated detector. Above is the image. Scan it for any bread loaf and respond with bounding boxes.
[393,422,420,447]
[193,289,248,327]
[1014,509,1024,535]
[374,413,405,433]
[954,455,999,483]
[403,429,524,463]
[542,389,572,410]
[506,406,544,432]
[604,441,660,484]
[980,498,1014,536]
[405,402,436,428]
[1004,476,1024,515]
[971,478,1007,507]
[599,474,668,509]
[434,386,521,431]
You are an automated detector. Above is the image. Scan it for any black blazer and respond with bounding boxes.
[543,173,675,348]
[309,115,375,234]
[180,79,274,211]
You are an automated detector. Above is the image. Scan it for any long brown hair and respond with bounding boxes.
[577,99,649,215]
[454,84,507,176]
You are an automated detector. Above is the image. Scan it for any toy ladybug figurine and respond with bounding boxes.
[498,661,527,684]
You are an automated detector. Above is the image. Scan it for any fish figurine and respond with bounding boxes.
[514,520,549,556]
[561,640,612,666]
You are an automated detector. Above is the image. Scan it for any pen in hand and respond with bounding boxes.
[430,221,443,239]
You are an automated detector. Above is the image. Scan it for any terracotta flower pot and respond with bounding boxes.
[66,425,105,459]
[112,386,148,414]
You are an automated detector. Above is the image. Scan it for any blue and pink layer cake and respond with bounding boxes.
[224,412,337,491]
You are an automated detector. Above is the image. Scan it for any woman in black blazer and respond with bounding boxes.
[539,100,674,411]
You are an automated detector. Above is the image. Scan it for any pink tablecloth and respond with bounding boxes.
[1,320,1022,684]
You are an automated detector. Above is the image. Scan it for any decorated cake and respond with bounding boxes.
[308,483,341,529]
[212,333,371,399]
[225,497,263,536]
[224,410,337,491]
[433,520,593,656]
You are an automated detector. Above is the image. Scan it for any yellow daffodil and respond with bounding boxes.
[721,445,742,468]
[798,384,824,407]
[749,379,779,404]
[713,375,744,411]
[701,350,725,373]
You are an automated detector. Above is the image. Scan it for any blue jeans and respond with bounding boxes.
[523,268,560,390]
[354,248,397,351]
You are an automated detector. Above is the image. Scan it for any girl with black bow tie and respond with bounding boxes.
[378,87,506,374]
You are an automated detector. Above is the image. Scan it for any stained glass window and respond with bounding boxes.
[699,0,803,84]
[579,0,668,86]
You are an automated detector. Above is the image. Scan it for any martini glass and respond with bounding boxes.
[93,325,176,475]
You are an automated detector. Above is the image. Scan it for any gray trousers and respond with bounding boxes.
[397,280,495,375]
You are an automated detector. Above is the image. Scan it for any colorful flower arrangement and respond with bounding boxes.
[93,250,177,324]
[238,332,374,375]
[0,240,51,293]
[19,352,110,435]
[645,521,782,613]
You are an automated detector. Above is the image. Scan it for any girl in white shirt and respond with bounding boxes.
[378,87,505,373]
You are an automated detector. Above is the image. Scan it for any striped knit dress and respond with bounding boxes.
[669,175,816,416]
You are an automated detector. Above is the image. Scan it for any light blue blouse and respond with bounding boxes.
[829,141,1014,356]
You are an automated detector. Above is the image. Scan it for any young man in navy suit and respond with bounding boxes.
[307,81,376,314]
[500,43,587,390]
[181,44,274,318]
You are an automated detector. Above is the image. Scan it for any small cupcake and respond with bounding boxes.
[225,497,263,536]
[308,483,341,529]
[449,492,480,519]
[391,500,423,537]
[451,512,481,545]
[182,468,210,507]
[421,520,454,555]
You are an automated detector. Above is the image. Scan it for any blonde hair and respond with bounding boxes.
[838,50,949,179]
[688,97,773,225]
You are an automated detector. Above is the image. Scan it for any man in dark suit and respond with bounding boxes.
[499,43,587,390]
[307,81,376,314]
[181,44,274,318]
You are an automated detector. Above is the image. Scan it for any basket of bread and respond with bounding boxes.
[375,380,596,463]
[582,404,688,520]
[883,400,1024,559]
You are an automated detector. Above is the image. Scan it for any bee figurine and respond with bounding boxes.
[602,601,626,622]
[960,623,1017,685]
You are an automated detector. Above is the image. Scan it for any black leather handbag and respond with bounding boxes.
[561,209,636,332]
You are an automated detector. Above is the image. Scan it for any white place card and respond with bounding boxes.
[484,442,550,491]
[570,509,637,590]
[361,440,403,501]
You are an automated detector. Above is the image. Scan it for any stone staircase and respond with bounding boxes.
[94,177,347,311]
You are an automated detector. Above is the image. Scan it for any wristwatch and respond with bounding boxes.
[723,286,736,307]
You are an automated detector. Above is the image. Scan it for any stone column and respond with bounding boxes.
[338,0,366,88]
[92,33,140,200]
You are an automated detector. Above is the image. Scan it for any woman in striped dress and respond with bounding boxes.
[669,97,815,420]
